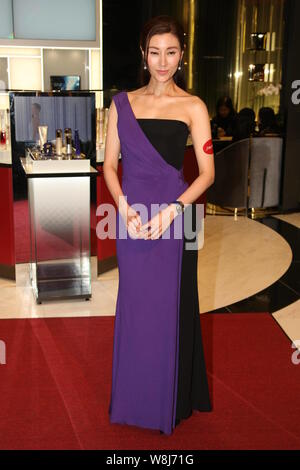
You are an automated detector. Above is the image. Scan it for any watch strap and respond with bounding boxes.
[170,200,184,213]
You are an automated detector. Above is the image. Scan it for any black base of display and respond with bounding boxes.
[32,262,91,303]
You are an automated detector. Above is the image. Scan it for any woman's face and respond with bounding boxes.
[218,105,230,118]
[143,33,183,81]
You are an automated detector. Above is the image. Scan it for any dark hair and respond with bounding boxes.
[239,107,255,121]
[32,102,41,112]
[258,107,276,129]
[216,96,236,117]
[232,107,256,141]
[139,15,186,90]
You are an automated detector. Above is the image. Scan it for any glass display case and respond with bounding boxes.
[21,157,97,303]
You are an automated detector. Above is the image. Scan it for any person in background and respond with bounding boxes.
[257,107,280,136]
[31,102,41,141]
[211,96,237,137]
[232,107,258,141]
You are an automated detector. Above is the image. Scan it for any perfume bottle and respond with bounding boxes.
[43,142,52,156]
[64,128,72,146]
[56,129,62,156]
[0,109,6,149]
[38,125,48,151]
[74,129,81,156]
[5,109,10,147]
[0,130,6,147]
[66,135,72,157]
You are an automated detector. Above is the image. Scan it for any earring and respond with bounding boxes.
[143,60,147,70]
[178,59,182,70]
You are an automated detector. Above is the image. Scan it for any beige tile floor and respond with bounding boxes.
[0,258,119,319]
[273,300,300,348]
[273,212,300,229]
[0,213,295,325]
[198,215,292,313]
[271,212,300,346]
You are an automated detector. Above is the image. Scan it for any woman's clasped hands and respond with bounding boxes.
[123,204,177,240]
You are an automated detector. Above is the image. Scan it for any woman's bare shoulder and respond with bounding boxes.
[185,93,209,117]
[176,92,208,119]
[182,91,206,105]
[177,93,209,129]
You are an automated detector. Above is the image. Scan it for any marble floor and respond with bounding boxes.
[0,212,299,347]
[273,212,300,229]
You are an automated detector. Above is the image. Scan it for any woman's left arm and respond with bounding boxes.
[176,96,215,207]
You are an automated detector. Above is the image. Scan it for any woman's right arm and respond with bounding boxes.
[103,98,142,237]
[103,99,128,218]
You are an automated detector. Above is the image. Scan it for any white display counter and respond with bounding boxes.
[21,157,98,303]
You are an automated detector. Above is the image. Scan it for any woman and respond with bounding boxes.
[232,107,258,142]
[211,96,237,137]
[258,107,280,136]
[104,15,215,435]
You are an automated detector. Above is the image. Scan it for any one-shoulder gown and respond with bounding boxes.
[108,91,212,435]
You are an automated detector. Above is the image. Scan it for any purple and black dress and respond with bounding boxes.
[108,90,212,435]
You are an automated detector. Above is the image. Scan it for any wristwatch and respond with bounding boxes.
[170,200,185,215]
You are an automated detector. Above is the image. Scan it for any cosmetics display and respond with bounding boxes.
[20,123,94,303]
[26,127,85,160]
[20,154,97,303]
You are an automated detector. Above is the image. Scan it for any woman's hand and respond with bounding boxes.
[138,204,178,240]
[217,127,226,138]
[120,204,143,239]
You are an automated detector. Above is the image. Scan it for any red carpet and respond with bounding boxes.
[0,313,299,450]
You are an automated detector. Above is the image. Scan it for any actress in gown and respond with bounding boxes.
[104,15,215,436]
